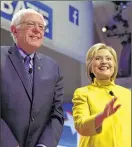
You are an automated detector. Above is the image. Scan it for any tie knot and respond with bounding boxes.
[24,56,31,64]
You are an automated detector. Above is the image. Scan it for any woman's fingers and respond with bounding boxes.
[106,97,121,117]
[113,104,121,112]
[110,97,117,106]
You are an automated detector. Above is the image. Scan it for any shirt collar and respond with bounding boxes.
[92,78,115,87]
[17,46,35,60]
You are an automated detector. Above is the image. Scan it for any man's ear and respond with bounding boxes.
[11,25,17,37]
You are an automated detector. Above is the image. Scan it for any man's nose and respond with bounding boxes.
[33,24,41,32]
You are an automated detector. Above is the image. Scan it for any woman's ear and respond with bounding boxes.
[90,72,95,82]
[90,67,93,74]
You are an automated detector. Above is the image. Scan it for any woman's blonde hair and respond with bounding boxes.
[86,43,118,82]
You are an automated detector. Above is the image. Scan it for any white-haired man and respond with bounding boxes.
[1,9,64,147]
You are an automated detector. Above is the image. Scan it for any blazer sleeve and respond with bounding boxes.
[37,65,64,147]
[72,88,102,136]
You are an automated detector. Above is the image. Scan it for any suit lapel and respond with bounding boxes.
[8,45,32,101]
[33,53,48,109]
[33,52,43,98]
[32,53,56,114]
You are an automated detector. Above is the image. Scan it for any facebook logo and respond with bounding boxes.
[69,5,79,26]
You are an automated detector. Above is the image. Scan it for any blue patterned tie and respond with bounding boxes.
[24,56,33,90]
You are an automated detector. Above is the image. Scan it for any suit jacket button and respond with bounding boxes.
[31,116,35,121]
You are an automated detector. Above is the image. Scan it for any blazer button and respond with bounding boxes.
[31,116,35,121]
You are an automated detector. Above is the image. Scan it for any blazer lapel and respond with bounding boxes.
[33,53,48,109]
[8,45,32,101]
[33,53,56,114]
[33,52,43,97]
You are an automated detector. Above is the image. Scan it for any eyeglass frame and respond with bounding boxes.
[15,21,47,32]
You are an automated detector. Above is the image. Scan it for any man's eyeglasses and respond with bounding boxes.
[16,21,47,32]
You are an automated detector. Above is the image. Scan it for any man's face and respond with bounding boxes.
[11,13,45,53]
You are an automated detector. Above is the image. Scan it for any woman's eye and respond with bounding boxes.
[106,58,111,60]
[95,57,100,60]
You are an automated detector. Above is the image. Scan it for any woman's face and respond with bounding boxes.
[91,49,115,80]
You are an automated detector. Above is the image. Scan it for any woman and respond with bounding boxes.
[72,43,131,147]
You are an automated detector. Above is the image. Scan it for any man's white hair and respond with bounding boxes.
[11,8,46,43]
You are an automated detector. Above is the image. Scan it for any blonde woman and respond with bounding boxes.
[72,43,131,147]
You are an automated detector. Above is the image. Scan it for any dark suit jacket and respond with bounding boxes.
[0,119,18,147]
[1,45,64,147]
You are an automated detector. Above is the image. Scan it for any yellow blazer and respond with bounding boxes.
[72,79,131,147]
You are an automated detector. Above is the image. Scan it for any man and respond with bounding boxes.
[1,9,64,147]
